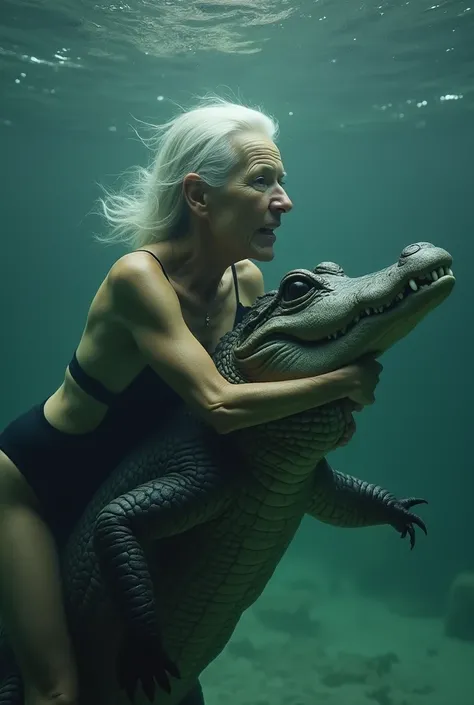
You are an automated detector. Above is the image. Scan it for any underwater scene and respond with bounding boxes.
[0,2,472,705]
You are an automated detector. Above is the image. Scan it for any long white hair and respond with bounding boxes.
[97,96,279,249]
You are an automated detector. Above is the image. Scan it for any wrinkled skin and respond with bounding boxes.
[0,243,454,705]
[230,241,454,380]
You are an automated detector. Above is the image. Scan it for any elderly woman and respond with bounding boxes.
[0,98,381,705]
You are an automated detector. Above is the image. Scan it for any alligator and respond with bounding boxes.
[0,242,455,705]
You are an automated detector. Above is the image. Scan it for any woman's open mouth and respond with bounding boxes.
[255,228,276,244]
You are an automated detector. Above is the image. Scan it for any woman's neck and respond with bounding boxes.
[143,232,234,304]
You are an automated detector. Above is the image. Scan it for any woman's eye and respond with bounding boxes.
[254,175,286,189]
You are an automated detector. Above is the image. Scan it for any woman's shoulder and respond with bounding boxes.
[234,260,265,305]
[108,250,164,280]
[102,251,174,324]
[105,250,169,296]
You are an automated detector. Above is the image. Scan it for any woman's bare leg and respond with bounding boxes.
[0,451,78,705]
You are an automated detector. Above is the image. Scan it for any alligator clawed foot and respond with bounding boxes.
[117,631,180,702]
[388,497,428,550]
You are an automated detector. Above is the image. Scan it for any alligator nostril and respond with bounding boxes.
[400,244,421,258]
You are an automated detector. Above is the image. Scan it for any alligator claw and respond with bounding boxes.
[388,497,428,550]
[117,631,180,702]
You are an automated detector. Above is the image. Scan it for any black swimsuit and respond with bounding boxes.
[0,253,250,539]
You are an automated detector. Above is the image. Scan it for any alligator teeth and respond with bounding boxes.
[325,262,454,342]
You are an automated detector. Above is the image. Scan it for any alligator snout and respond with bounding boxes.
[398,242,437,265]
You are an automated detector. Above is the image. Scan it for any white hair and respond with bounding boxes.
[96,96,279,248]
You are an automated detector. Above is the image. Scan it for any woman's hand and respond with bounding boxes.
[343,356,383,408]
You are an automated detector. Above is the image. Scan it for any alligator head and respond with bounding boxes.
[214,242,454,459]
[218,241,454,381]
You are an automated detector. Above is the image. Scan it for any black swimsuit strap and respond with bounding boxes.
[137,251,240,304]
[68,351,117,406]
[135,249,170,281]
[136,251,244,327]
[138,250,241,308]
[231,263,240,304]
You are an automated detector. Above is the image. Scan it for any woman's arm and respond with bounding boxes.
[234,259,265,304]
[109,255,364,435]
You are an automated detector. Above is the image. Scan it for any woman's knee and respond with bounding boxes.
[24,659,78,705]
[25,688,78,705]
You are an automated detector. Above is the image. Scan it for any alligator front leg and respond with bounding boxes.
[307,458,427,548]
[93,472,228,703]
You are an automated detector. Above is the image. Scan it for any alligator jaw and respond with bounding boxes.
[334,268,454,360]
[321,261,454,346]
[233,254,455,380]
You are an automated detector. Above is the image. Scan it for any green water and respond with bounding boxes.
[0,2,472,704]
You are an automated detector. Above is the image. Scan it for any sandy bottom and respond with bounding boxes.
[201,554,474,705]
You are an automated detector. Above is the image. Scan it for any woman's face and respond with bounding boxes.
[206,132,293,262]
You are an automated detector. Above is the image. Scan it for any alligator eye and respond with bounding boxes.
[282,277,313,302]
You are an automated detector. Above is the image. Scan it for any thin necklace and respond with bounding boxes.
[204,283,221,327]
